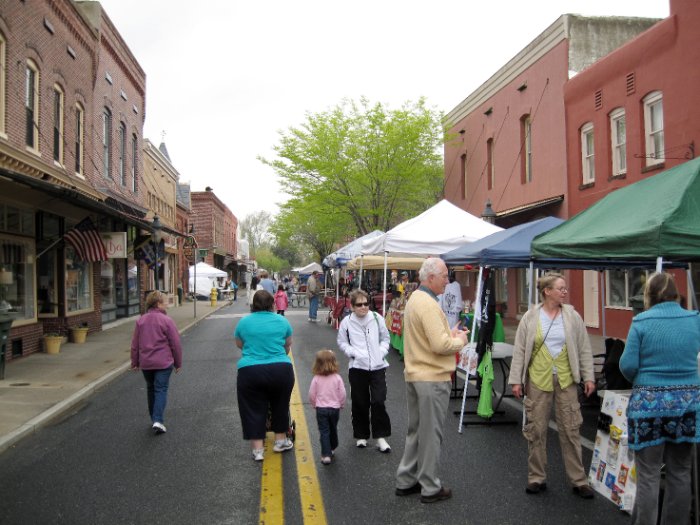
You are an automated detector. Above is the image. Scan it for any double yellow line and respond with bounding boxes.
[259,353,327,525]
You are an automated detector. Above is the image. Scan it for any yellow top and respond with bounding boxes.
[527,322,573,391]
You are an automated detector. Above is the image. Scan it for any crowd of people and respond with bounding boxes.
[130,262,700,518]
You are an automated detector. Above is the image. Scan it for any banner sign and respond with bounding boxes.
[100,232,128,258]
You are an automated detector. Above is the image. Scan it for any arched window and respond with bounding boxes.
[26,60,40,150]
[643,91,664,167]
[118,121,126,185]
[102,108,112,178]
[75,103,84,175]
[53,84,64,164]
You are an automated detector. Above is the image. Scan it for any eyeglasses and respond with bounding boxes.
[354,302,369,307]
[552,287,568,293]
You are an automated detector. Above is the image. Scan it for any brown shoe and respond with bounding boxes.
[525,482,547,494]
[421,487,452,504]
[573,484,595,499]
[395,483,421,496]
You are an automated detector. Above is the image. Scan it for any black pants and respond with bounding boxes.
[348,367,391,439]
[237,362,294,440]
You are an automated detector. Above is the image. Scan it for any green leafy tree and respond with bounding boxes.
[260,97,444,239]
[239,211,272,258]
[255,246,288,274]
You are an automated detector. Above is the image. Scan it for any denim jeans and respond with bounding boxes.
[142,367,173,424]
[309,295,319,320]
[316,407,340,457]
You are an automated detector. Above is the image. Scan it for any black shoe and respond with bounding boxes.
[573,485,595,499]
[395,483,421,496]
[420,487,452,504]
[525,482,547,494]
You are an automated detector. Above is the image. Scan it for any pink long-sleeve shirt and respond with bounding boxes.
[308,373,346,409]
[130,308,183,370]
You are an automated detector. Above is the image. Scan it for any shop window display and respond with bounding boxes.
[0,236,35,320]
[65,245,92,313]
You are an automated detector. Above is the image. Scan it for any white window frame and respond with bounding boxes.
[102,108,112,178]
[75,103,84,176]
[581,122,595,184]
[53,84,64,165]
[118,121,126,185]
[643,91,664,167]
[25,60,40,152]
[131,133,138,192]
[605,269,647,309]
[610,108,626,177]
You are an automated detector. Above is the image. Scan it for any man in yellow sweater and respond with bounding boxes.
[395,258,469,504]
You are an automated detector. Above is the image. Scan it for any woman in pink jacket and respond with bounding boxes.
[130,291,183,435]
[275,284,289,315]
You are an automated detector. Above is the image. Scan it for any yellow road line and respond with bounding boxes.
[259,434,284,525]
[290,353,327,525]
[258,353,327,525]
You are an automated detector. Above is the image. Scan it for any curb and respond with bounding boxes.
[0,305,225,455]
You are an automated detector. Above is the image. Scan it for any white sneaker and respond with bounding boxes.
[376,437,391,453]
[273,438,294,452]
[253,448,264,461]
[152,422,167,434]
[356,439,367,448]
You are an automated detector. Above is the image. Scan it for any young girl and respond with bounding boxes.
[308,350,346,464]
[275,284,289,315]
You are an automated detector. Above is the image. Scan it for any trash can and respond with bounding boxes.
[0,315,14,380]
[629,295,645,315]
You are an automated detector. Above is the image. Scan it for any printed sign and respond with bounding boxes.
[100,232,127,258]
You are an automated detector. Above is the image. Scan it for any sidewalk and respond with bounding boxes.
[0,299,228,454]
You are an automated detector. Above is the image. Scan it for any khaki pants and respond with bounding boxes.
[523,381,587,486]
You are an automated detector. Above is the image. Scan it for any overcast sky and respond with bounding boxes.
[97,0,668,225]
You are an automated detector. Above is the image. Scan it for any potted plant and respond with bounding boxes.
[43,333,63,354]
[71,323,89,344]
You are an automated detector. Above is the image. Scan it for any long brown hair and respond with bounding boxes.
[312,349,339,376]
[644,272,679,310]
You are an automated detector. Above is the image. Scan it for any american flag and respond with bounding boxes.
[64,217,108,262]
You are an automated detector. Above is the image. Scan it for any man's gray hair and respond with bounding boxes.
[419,257,444,282]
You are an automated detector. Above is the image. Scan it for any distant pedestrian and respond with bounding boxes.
[130,290,182,435]
[275,284,289,315]
[394,258,468,504]
[230,280,238,302]
[235,290,295,461]
[337,289,392,453]
[259,271,276,295]
[309,349,346,465]
[307,270,321,322]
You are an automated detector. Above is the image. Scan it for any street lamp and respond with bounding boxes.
[151,215,163,291]
[481,199,497,224]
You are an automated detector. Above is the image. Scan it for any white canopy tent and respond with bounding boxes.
[291,262,323,275]
[360,200,503,314]
[322,230,384,268]
[189,262,227,298]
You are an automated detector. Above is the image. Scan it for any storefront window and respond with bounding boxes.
[606,269,647,308]
[65,245,92,313]
[37,212,61,316]
[0,235,35,320]
[127,226,139,302]
[100,260,115,309]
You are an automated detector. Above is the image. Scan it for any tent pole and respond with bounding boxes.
[656,256,663,273]
[529,261,535,307]
[382,251,388,316]
[359,256,364,291]
[688,268,698,310]
[458,266,483,433]
[600,271,606,342]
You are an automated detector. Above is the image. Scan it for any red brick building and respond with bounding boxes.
[563,0,700,338]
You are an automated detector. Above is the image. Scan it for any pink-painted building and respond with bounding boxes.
[563,0,700,338]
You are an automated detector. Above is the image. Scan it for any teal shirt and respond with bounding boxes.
[234,311,293,369]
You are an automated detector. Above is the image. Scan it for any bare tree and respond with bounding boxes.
[240,211,272,258]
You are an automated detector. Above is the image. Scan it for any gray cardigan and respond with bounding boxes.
[508,303,594,386]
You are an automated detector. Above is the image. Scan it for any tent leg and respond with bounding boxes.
[458,266,483,433]
[688,267,699,310]
[382,252,388,316]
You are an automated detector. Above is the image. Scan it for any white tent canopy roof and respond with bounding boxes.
[322,230,384,268]
[291,262,323,274]
[361,199,502,256]
[188,262,227,278]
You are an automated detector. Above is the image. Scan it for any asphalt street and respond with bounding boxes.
[0,299,632,525]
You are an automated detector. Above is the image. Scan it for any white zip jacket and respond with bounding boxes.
[337,312,390,371]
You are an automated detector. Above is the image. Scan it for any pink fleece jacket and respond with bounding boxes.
[130,308,183,370]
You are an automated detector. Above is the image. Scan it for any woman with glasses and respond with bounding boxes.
[619,272,700,525]
[337,289,392,452]
[508,272,596,498]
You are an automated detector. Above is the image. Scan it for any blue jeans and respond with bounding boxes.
[309,295,319,320]
[142,368,173,424]
[316,407,340,457]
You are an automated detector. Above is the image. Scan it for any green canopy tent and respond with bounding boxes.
[532,156,700,264]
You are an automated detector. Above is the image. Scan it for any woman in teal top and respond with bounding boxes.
[235,290,295,462]
[620,272,700,525]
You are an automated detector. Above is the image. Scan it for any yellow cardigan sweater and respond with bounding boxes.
[403,288,465,382]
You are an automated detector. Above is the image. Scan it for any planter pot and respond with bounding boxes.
[44,336,63,355]
[71,327,89,344]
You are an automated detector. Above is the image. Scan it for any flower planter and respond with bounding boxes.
[71,327,89,344]
[44,336,63,355]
